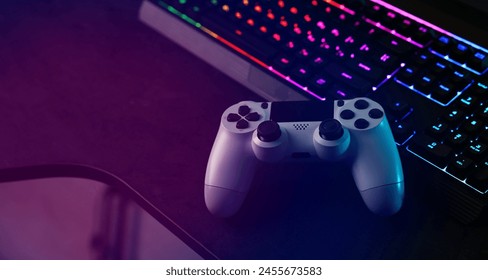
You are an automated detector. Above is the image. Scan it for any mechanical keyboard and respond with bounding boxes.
[139,0,488,223]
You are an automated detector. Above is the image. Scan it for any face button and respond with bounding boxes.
[340,109,355,120]
[354,118,370,129]
[337,100,345,107]
[319,119,344,140]
[261,102,269,109]
[257,120,281,142]
[227,113,241,122]
[245,112,261,121]
[236,119,250,129]
[354,99,370,110]
[238,105,251,116]
[369,108,384,119]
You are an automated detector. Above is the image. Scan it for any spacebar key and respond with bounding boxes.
[199,13,277,63]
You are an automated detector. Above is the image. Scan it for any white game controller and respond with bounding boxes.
[205,98,404,217]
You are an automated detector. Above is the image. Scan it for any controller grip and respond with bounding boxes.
[351,119,404,216]
[359,182,404,216]
[204,128,256,217]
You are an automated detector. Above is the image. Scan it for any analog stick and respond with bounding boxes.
[319,119,344,140]
[257,120,281,142]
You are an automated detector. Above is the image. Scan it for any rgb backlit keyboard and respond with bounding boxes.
[146,0,488,212]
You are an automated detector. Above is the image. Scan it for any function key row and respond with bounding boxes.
[352,1,488,74]
[360,2,435,47]
[431,35,488,74]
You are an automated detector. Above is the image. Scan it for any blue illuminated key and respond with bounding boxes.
[468,51,488,72]
[465,141,488,160]
[397,65,418,85]
[415,74,436,93]
[427,120,449,138]
[450,43,471,63]
[467,161,488,193]
[462,118,483,134]
[432,82,456,104]
[443,109,464,125]
[409,135,453,168]
[446,131,468,148]
[458,95,477,110]
[447,155,473,179]
[433,35,451,55]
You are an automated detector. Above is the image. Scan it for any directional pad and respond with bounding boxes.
[226,104,263,130]
[238,105,251,116]
[245,112,261,121]
[236,119,249,129]
[227,113,241,122]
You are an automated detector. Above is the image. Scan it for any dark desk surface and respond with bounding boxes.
[1,0,488,259]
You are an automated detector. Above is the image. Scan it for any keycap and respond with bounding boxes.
[396,18,418,38]
[467,162,488,193]
[432,82,457,104]
[462,118,483,135]
[309,55,328,69]
[479,129,488,144]
[411,25,434,45]
[458,95,477,110]
[364,4,383,21]
[432,35,451,55]
[447,155,473,179]
[323,64,372,93]
[467,51,488,72]
[380,11,400,30]
[290,65,313,83]
[450,42,471,63]
[282,39,298,52]
[296,47,314,60]
[466,82,488,96]
[429,60,449,75]
[426,120,449,138]
[442,109,465,125]
[308,74,332,98]
[390,121,414,144]
[396,65,418,85]
[409,134,453,167]
[377,33,413,54]
[345,59,385,83]
[448,70,471,90]
[476,105,488,120]
[414,74,436,93]
[445,131,468,149]
[413,52,434,67]
[465,141,488,160]
[326,84,354,99]
[272,53,295,73]
[356,42,377,57]
[386,100,411,119]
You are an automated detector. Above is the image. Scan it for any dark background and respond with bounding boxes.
[1,0,488,259]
